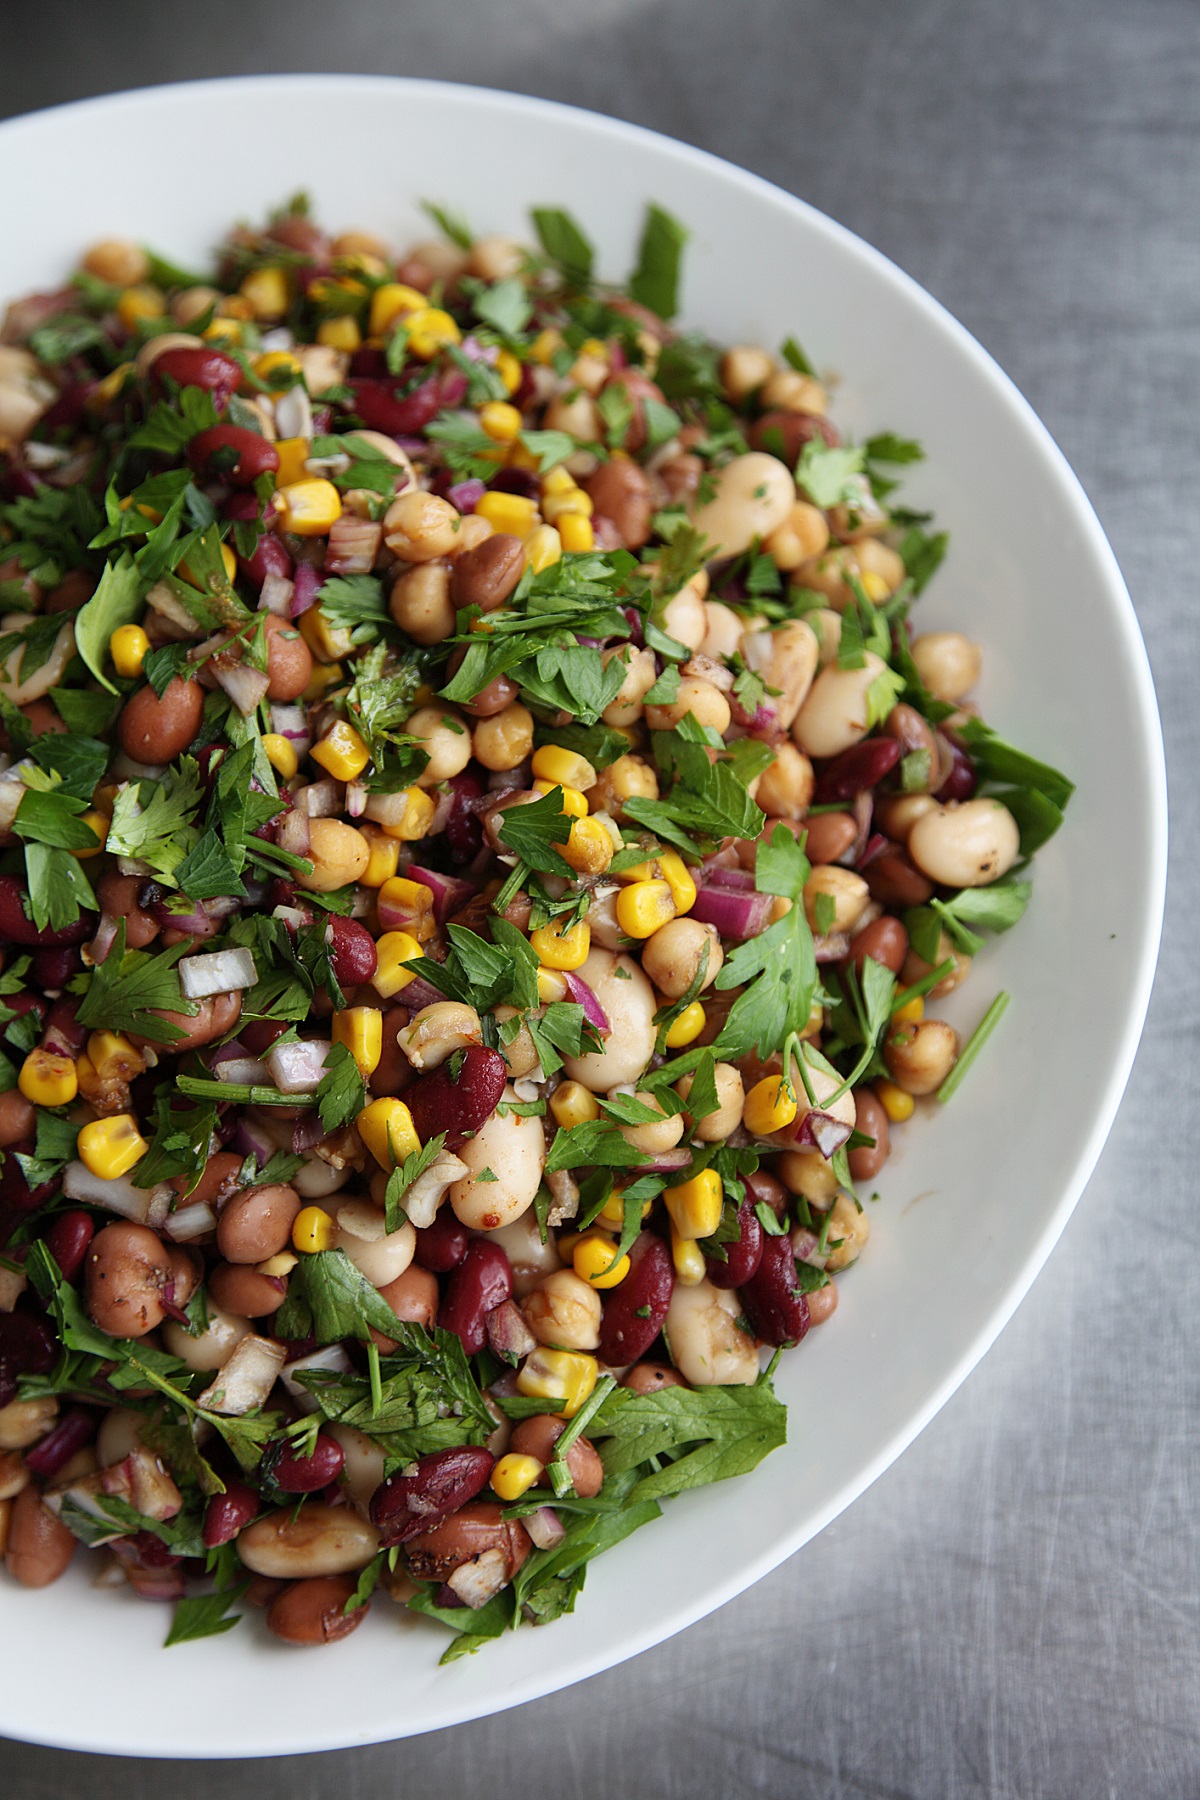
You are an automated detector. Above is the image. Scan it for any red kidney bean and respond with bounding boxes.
[31,946,80,989]
[369,1445,495,1545]
[406,1046,508,1152]
[23,1406,95,1479]
[348,374,441,436]
[188,423,280,487]
[704,1196,764,1291]
[865,845,935,908]
[240,1018,288,1056]
[445,770,486,863]
[0,875,91,946]
[813,738,903,805]
[267,1574,367,1646]
[748,409,838,459]
[597,1232,674,1366]
[325,915,378,988]
[744,1168,788,1217]
[240,529,293,590]
[153,347,242,410]
[437,1240,513,1354]
[202,1477,260,1549]
[937,742,978,801]
[848,1089,890,1182]
[42,1210,95,1284]
[413,1211,469,1273]
[41,997,86,1056]
[269,1433,345,1495]
[740,1232,810,1347]
[0,1312,57,1409]
[847,914,909,976]
[223,491,261,523]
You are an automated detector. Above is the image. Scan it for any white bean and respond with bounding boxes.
[791,651,887,758]
[162,1306,252,1373]
[329,1425,386,1512]
[449,1089,545,1230]
[561,949,657,1091]
[660,571,709,650]
[740,619,820,729]
[700,599,745,662]
[0,618,74,706]
[237,1503,380,1578]
[664,1280,760,1385]
[908,798,1020,887]
[482,1212,563,1298]
[333,1199,416,1287]
[688,452,795,557]
[397,1002,482,1069]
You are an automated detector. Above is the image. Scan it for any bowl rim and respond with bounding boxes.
[0,71,1168,1759]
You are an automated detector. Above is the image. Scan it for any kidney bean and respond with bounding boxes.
[597,1232,674,1366]
[864,845,935,909]
[216,1183,301,1265]
[847,914,909,976]
[0,1313,56,1409]
[370,1445,495,1545]
[486,468,541,500]
[621,1361,686,1394]
[267,1574,367,1646]
[202,1477,260,1548]
[0,874,91,946]
[5,1483,75,1588]
[153,347,242,410]
[85,1222,171,1338]
[223,491,260,524]
[413,1211,469,1272]
[583,458,652,549]
[704,1196,764,1291]
[1,1140,54,1218]
[813,737,903,805]
[883,703,937,776]
[209,1262,287,1317]
[369,1005,413,1098]
[445,769,485,862]
[848,1089,891,1181]
[741,1231,810,1347]
[188,423,280,487]
[509,1415,604,1498]
[0,1089,35,1147]
[326,915,378,988]
[32,946,80,989]
[269,1433,345,1495]
[41,997,86,1056]
[118,676,204,764]
[23,1406,94,1480]
[937,742,978,801]
[803,810,857,864]
[406,1045,508,1151]
[348,374,441,436]
[240,529,293,590]
[41,1210,94,1284]
[437,1240,513,1354]
[404,1501,530,1584]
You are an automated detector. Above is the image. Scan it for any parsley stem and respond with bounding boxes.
[937,991,1010,1103]
[545,1374,617,1498]
[888,958,956,1014]
[176,1075,314,1107]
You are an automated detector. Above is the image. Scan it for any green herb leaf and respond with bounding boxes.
[531,208,594,286]
[628,203,689,320]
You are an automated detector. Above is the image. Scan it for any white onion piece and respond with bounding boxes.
[282,1345,353,1414]
[275,385,313,440]
[267,1038,332,1094]
[109,751,168,782]
[144,578,205,637]
[215,1057,271,1087]
[523,1506,566,1551]
[179,947,257,999]
[197,1335,287,1415]
[269,702,308,738]
[164,1201,217,1242]
[0,777,26,833]
[277,809,311,858]
[61,1162,173,1222]
[212,660,271,718]
[344,780,367,818]
[272,904,312,932]
[362,788,413,829]
[259,572,295,617]
[447,1548,510,1609]
[299,779,342,818]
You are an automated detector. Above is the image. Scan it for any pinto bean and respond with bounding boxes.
[510,1415,604,1498]
[864,846,935,910]
[208,1262,287,1317]
[118,677,204,763]
[370,1264,439,1348]
[85,1222,170,1338]
[597,1233,674,1365]
[847,914,909,975]
[803,810,857,864]
[237,1503,381,1579]
[267,1574,367,1646]
[403,1501,530,1583]
[583,458,652,549]
[848,1089,891,1181]
[216,1183,302,1265]
[621,1361,686,1394]
[262,613,313,702]
[0,1087,34,1146]
[883,703,938,780]
[450,533,525,612]
[5,1482,75,1587]
[146,988,242,1052]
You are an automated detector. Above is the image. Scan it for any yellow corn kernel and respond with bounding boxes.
[664,1000,707,1049]
[201,317,243,346]
[299,606,355,665]
[516,1348,598,1419]
[533,779,587,818]
[239,265,289,319]
[89,361,134,409]
[77,1114,147,1180]
[373,930,425,999]
[743,1075,798,1137]
[524,523,562,574]
[541,488,594,522]
[573,1234,631,1290]
[537,967,568,1003]
[380,786,435,842]
[18,1048,78,1108]
[332,1006,384,1078]
[474,490,539,540]
[541,466,578,497]
[316,315,361,352]
[116,284,164,329]
[506,439,541,472]
[599,1189,655,1228]
[555,815,614,877]
[255,350,303,386]
[118,496,162,524]
[257,1251,298,1278]
[71,810,110,860]
[657,850,697,916]
[479,401,523,443]
[302,661,343,702]
[549,1081,601,1130]
[311,720,371,782]
[557,512,595,554]
[292,1206,337,1255]
[274,478,342,538]
[859,569,890,602]
[86,1031,144,1083]
[531,745,598,792]
[892,991,925,1026]
[530,327,564,365]
[308,276,366,307]
[358,825,401,888]
[262,733,299,781]
[368,283,428,335]
[272,436,310,488]
[670,1224,707,1287]
[616,879,676,939]
[663,1167,724,1241]
[404,307,461,359]
[357,1097,421,1169]
[876,1078,915,1123]
[217,293,254,322]
[109,623,149,679]
[495,348,521,394]
[529,918,591,972]
[491,1452,543,1502]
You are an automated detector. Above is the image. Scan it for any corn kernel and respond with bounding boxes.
[357,1097,421,1169]
[292,1206,337,1254]
[876,1079,915,1123]
[274,478,342,538]
[302,661,343,701]
[273,436,310,487]
[657,850,697,916]
[524,523,562,574]
[516,1348,598,1418]
[479,401,523,443]
[555,814,614,877]
[86,1031,144,1083]
[541,467,578,497]
[530,327,564,365]
[109,623,149,679]
[491,1453,543,1502]
[373,930,425,999]
[202,317,243,346]
[77,1114,147,1180]
[317,316,362,352]
[531,745,598,792]
[495,348,521,393]
[368,283,428,335]
[308,276,366,306]
[744,1075,799,1137]
[530,918,591,972]
[542,488,594,522]
[557,513,595,554]
[255,350,303,386]
[332,1006,384,1078]
[573,1234,631,1290]
[311,720,371,782]
[70,810,110,860]
[18,1048,78,1108]
[116,284,164,329]
[549,1081,601,1130]
[262,733,299,781]
[239,265,289,319]
[670,1224,707,1287]
[89,362,134,409]
[599,1189,654,1228]
[860,569,890,602]
[664,1000,706,1048]
[474,490,539,539]
[505,439,541,472]
[616,879,676,939]
[118,495,162,524]
[217,293,254,321]
[892,992,925,1026]
[257,1251,298,1278]
[663,1168,724,1240]
[532,779,588,818]
[537,967,568,1003]
[380,786,435,842]
[404,307,461,359]
[299,605,354,665]
[359,825,401,888]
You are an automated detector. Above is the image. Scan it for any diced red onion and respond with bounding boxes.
[87,913,121,967]
[232,1114,278,1166]
[633,1148,693,1176]
[212,660,271,718]
[326,514,382,575]
[344,780,368,819]
[290,563,321,617]
[395,974,450,1014]
[209,1037,248,1065]
[291,1115,328,1154]
[179,947,257,999]
[857,832,888,870]
[259,572,295,617]
[266,1038,332,1094]
[523,1507,566,1551]
[404,864,474,924]
[151,899,217,940]
[485,1300,538,1361]
[562,971,611,1036]
[795,1109,853,1159]
[813,932,851,963]
[690,883,773,941]
[163,1201,217,1242]
[447,477,486,512]
[700,866,756,893]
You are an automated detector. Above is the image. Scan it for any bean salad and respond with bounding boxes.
[0,198,1072,1654]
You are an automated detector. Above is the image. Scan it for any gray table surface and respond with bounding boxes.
[1,1,1193,1793]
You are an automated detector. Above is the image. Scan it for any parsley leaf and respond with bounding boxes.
[76,921,195,1043]
[713,826,816,1059]
[590,1380,787,1500]
[23,844,97,934]
[794,440,867,510]
[315,1041,368,1133]
[531,207,594,286]
[628,203,688,321]
[496,786,577,879]
[164,1583,248,1647]
[72,555,144,694]
[106,760,204,884]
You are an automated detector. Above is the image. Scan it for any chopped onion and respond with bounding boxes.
[259,571,295,617]
[813,932,851,964]
[396,973,451,1015]
[198,1335,287,1416]
[326,514,383,575]
[274,384,313,441]
[62,1162,173,1222]
[795,1109,853,1159]
[290,562,321,617]
[405,864,475,924]
[215,1057,272,1087]
[267,1037,332,1094]
[690,882,772,941]
[447,1547,509,1610]
[524,1507,566,1551]
[702,865,756,893]
[485,1300,537,1362]
[363,788,415,829]
[212,659,271,718]
[0,776,26,834]
[344,780,368,819]
[299,779,341,818]
[562,971,611,1036]
[269,702,309,742]
[163,1202,217,1242]
[231,1114,279,1168]
[291,1114,328,1154]
[282,1345,352,1414]
[632,1148,692,1176]
[277,808,311,858]
[179,946,257,999]
[144,578,204,636]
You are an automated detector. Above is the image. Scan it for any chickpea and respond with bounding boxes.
[586,753,658,821]
[473,702,534,772]
[406,704,473,786]
[520,1269,602,1351]
[171,285,220,327]
[660,571,709,651]
[163,1305,253,1373]
[908,798,1021,888]
[688,452,795,558]
[901,931,973,999]
[778,1148,841,1205]
[700,600,744,662]
[389,560,456,644]
[791,652,887,759]
[383,490,462,562]
[620,1089,686,1156]
[760,368,828,414]
[263,614,314,701]
[545,391,604,441]
[803,865,871,936]
[118,676,203,764]
[911,631,982,703]
[855,538,905,592]
[823,1192,871,1272]
[755,742,814,819]
[217,1183,302,1265]
[885,1017,960,1096]
[763,499,831,572]
[297,818,370,893]
[602,645,658,727]
[641,918,723,1001]
[720,344,775,402]
[677,1061,744,1142]
[664,1279,759,1385]
[467,235,524,281]
[645,675,731,735]
[82,238,149,287]
[741,619,820,729]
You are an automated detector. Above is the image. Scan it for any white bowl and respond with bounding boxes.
[0,75,1165,1759]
